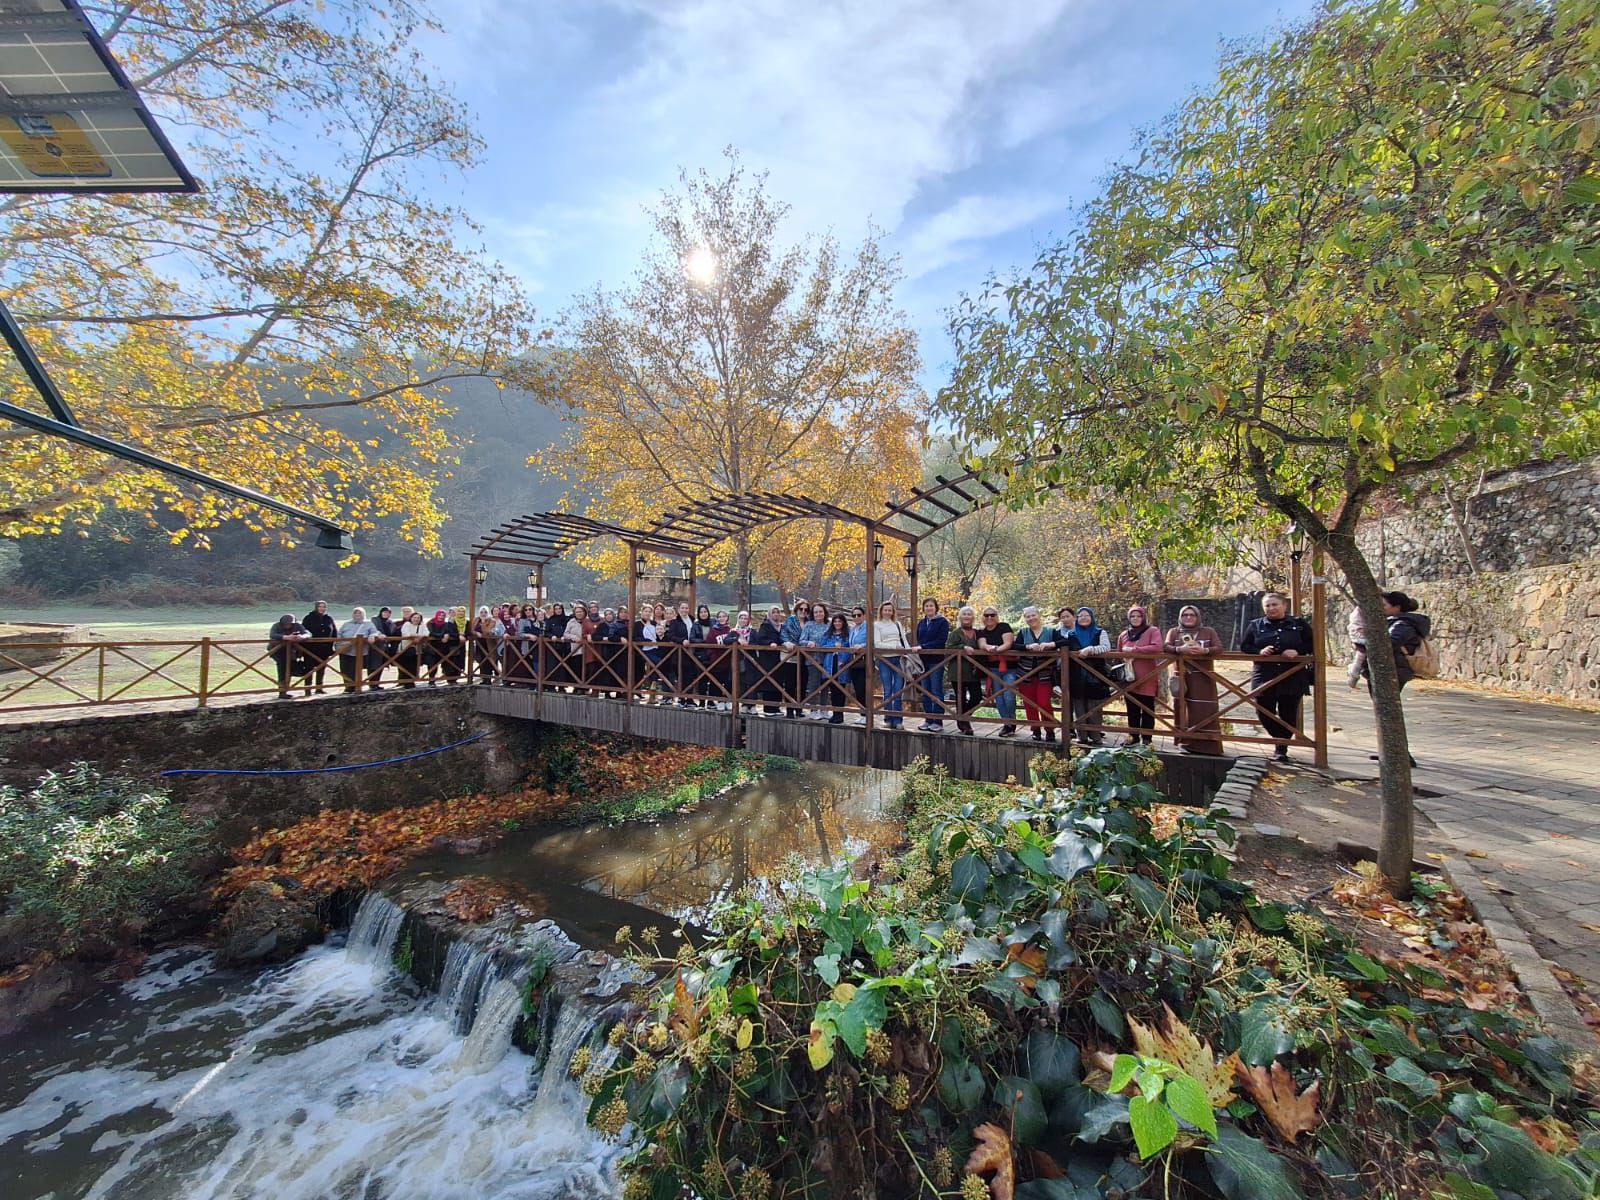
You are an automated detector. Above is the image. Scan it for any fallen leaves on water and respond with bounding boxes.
[440,880,511,923]
[217,743,721,899]
[964,1122,1015,1200]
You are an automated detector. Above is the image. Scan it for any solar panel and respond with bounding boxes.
[0,0,196,193]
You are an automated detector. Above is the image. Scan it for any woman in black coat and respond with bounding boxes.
[268,614,309,699]
[300,600,337,694]
[751,605,787,715]
[1239,592,1315,761]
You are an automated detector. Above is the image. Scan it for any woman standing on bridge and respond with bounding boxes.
[801,603,831,718]
[820,612,853,724]
[470,606,503,683]
[1118,605,1164,745]
[753,606,788,715]
[301,600,337,695]
[1165,605,1224,755]
[1241,591,1314,761]
[873,600,911,730]
[946,605,983,735]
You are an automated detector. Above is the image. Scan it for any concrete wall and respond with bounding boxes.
[0,689,540,845]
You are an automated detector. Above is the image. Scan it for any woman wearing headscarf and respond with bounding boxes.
[426,609,463,685]
[1165,605,1224,755]
[541,602,568,685]
[1118,605,1164,745]
[397,608,428,688]
[268,613,309,699]
[301,600,337,694]
[1061,607,1112,745]
[337,606,379,692]
[369,606,399,689]
[470,605,503,682]
[1014,605,1058,742]
[722,610,754,708]
[945,605,983,735]
[1240,592,1314,761]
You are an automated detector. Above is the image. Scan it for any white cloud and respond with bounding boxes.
[899,192,1063,278]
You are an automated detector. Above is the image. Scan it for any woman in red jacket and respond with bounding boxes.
[1117,604,1164,745]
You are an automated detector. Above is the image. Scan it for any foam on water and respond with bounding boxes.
[0,930,623,1200]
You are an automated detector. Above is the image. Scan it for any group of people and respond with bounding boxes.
[268,603,469,696]
[265,590,1384,760]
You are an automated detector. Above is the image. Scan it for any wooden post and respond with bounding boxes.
[1312,551,1329,769]
[197,637,211,708]
[908,539,920,624]
[466,556,480,679]
[1290,550,1304,615]
[688,554,698,617]
[354,635,366,692]
[863,523,876,734]
[96,643,106,702]
[626,544,639,705]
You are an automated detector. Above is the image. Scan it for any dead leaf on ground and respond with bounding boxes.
[1130,1005,1240,1107]
[1464,849,1489,859]
[1236,1061,1321,1142]
[965,1122,1015,1200]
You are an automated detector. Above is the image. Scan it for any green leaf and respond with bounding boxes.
[729,981,760,1013]
[1108,1053,1138,1094]
[957,935,1005,965]
[812,954,840,986]
[1343,951,1387,981]
[949,852,991,899]
[1382,1056,1439,1099]
[938,1058,985,1113]
[1206,1126,1304,1200]
[1128,1094,1178,1159]
[1561,175,1600,206]
[833,985,886,1056]
[1024,1029,1082,1097]
[1088,991,1127,1039]
[995,1075,1049,1145]
[1238,1001,1294,1066]
[1047,830,1101,879]
[1164,1072,1218,1137]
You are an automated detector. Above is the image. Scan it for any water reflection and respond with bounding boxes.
[400,765,903,931]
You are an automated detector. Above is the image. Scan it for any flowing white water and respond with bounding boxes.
[0,930,623,1199]
[438,939,499,1033]
[346,891,407,964]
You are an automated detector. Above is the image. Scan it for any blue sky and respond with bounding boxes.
[417,0,1319,395]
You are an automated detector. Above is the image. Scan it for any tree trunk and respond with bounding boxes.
[1324,532,1415,898]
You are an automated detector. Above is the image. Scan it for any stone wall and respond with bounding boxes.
[0,689,543,845]
[1360,458,1600,586]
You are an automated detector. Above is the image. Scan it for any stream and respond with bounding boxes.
[0,763,903,1199]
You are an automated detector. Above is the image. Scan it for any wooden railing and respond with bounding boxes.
[0,633,1320,759]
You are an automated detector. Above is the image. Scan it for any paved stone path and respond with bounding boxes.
[1323,683,1600,991]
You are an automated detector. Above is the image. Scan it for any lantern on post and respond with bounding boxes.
[635,551,648,579]
[1289,523,1307,613]
[902,546,917,576]
[474,562,489,587]
[872,538,884,569]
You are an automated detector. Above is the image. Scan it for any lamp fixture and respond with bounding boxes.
[872,538,884,569]
[474,562,488,586]
[635,551,647,579]
[1289,522,1307,562]
[902,546,917,576]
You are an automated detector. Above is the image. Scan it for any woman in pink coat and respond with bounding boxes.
[1117,604,1164,745]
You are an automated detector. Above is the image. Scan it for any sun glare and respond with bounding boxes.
[684,245,718,285]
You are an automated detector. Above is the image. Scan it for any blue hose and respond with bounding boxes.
[159,731,489,777]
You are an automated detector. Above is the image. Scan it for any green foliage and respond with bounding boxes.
[521,944,555,1016]
[589,751,1593,1198]
[393,930,414,976]
[0,762,213,961]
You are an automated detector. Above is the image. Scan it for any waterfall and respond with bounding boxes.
[437,940,500,1033]
[457,976,525,1070]
[532,995,605,1112]
[346,892,406,964]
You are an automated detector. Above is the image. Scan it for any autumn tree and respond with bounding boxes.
[533,154,922,601]
[940,0,1600,893]
[0,1,538,552]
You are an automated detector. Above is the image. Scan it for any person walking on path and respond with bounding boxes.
[915,598,950,731]
[1165,605,1224,755]
[1362,590,1431,768]
[1240,591,1314,761]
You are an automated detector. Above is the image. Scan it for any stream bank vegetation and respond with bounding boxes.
[589,751,1596,1199]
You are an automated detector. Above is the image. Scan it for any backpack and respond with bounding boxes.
[1405,629,1439,679]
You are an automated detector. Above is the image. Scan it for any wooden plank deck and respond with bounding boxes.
[473,684,1239,796]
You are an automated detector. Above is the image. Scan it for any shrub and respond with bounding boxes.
[592,749,1595,1199]
[0,762,213,961]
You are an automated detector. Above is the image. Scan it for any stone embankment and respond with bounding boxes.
[0,687,537,844]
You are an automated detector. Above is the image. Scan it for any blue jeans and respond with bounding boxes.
[993,668,1019,722]
[878,658,905,726]
[919,663,945,722]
